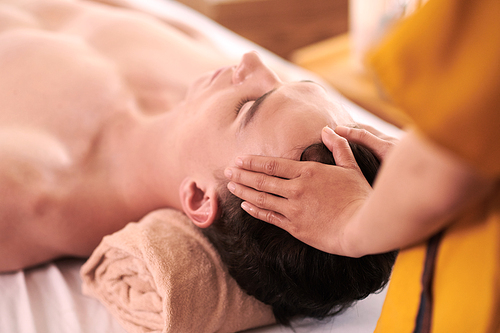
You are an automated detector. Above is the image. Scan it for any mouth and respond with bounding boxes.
[210,66,229,84]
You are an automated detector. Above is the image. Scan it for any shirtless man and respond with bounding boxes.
[0,2,399,324]
[0,0,220,270]
[0,0,354,271]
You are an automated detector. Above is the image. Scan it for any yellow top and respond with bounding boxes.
[368,0,500,178]
[367,0,500,331]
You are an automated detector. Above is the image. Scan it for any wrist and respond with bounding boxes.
[339,199,366,258]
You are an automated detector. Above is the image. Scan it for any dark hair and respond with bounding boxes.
[202,141,397,325]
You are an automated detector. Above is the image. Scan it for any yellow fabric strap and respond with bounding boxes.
[367,0,500,177]
[376,194,500,332]
[431,199,500,332]
[375,244,426,333]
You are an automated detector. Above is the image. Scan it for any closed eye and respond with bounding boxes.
[235,98,252,114]
[240,88,277,128]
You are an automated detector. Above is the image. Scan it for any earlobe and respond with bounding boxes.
[179,178,218,228]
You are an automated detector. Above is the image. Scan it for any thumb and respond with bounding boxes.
[322,126,358,169]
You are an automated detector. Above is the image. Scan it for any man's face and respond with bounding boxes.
[173,52,354,182]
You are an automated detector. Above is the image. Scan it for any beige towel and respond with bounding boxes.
[80,209,275,333]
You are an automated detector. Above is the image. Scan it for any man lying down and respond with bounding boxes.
[0,0,396,325]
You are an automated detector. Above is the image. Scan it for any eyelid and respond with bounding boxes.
[235,98,251,114]
[240,89,273,126]
[235,89,268,115]
[236,99,255,114]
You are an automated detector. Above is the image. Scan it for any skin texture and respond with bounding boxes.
[0,0,356,271]
[225,126,495,257]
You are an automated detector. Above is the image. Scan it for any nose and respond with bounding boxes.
[232,52,280,86]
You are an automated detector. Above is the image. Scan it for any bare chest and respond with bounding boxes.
[0,31,147,227]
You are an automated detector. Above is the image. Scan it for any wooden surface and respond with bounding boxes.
[291,34,412,128]
[175,0,348,59]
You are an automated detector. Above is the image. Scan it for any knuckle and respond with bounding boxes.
[256,174,267,190]
[357,129,369,140]
[288,184,302,198]
[265,210,277,224]
[301,165,315,178]
[332,136,349,149]
[256,191,267,208]
[289,205,301,219]
[232,169,242,182]
[264,160,279,176]
[245,158,253,170]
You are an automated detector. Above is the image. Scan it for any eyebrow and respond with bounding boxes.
[241,88,277,128]
[300,79,327,92]
[240,80,323,129]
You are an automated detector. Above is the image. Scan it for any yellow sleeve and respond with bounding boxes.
[367,0,500,177]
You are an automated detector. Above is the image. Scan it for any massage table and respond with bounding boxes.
[0,0,402,332]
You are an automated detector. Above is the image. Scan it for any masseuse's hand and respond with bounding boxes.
[335,124,399,162]
[224,127,373,255]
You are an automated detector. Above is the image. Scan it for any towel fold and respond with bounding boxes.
[80,209,275,333]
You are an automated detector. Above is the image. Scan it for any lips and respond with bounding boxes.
[210,67,223,83]
[210,66,231,84]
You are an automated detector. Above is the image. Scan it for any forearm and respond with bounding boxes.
[344,129,494,257]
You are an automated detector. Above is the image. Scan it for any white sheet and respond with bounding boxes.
[0,0,401,332]
[0,259,127,333]
[0,259,387,333]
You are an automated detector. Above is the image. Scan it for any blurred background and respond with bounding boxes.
[172,0,423,60]
[172,0,348,60]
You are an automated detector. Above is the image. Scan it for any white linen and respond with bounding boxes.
[0,259,387,333]
[0,0,401,332]
[0,259,127,333]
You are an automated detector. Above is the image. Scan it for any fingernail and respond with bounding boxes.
[224,168,232,179]
[241,201,252,212]
[323,126,335,134]
[235,157,243,167]
[227,182,236,192]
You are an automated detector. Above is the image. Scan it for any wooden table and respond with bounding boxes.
[174,0,348,59]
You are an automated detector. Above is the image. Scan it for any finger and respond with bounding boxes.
[335,125,393,160]
[335,125,381,146]
[235,155,303,179]
[357,124,386,138]
[321,126,359,169]
[360,124,400,143]
[227,181,289,214]
[224,167,289,198]
[240,201,289,229]
[340,124,400,144]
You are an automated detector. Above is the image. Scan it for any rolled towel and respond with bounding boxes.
[80,209,275,333]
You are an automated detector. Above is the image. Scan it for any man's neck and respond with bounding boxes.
[107,110,185,216]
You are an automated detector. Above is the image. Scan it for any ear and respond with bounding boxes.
[179,178,219,228]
